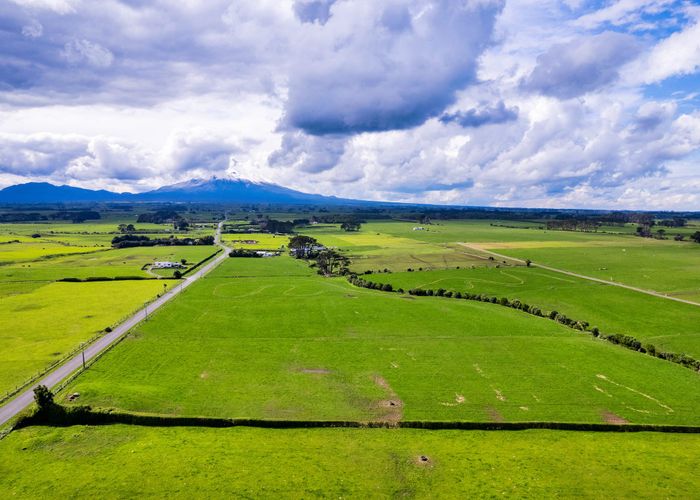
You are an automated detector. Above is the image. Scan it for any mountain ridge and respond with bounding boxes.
[0,178,356,205]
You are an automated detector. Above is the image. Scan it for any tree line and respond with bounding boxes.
[111,234,214,248]
[347,275,700,373]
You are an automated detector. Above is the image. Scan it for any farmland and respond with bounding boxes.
[61,256,700,425]
[366,266,700,357]
[1,426,698,498]
[0,279,173,397]
[347,221,700,301]
[0,215,217,398]
[1,209,699,497]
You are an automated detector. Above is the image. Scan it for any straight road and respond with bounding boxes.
[458,243,700,307]
[0,221,230,427]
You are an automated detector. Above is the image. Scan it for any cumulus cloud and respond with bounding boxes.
[440,101,518,128]
[521,32,642,99]
[269,131,347,173]
[283,0,505,134]
[1,0,700,209]
[622,15,700,85]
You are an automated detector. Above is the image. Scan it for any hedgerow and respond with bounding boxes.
[347,276,700,373]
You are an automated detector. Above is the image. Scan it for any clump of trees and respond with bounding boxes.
[49,210,101,223]
[229,249,263,258]
[137,210,183,224]
[289,235,323,259]
[341,221,361,232]
[111,234,214,248]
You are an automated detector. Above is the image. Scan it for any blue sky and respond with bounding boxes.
[0,0,699,209]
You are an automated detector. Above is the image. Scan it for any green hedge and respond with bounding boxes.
[348,276,700,373]
[15,405,700,434]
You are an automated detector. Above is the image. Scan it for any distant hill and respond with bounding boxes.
[0,178,355,205]
[0,182,124,203]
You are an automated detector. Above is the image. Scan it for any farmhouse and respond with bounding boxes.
[413,226,425,231]
[152,261,185,269]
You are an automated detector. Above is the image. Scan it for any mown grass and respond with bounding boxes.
[366,267,700,358]
[62,257,700,425]
[0,280,171,396]
[1,425,698,498]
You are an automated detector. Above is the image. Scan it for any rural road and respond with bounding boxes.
[0,221,231,427]
[459,243,700,308]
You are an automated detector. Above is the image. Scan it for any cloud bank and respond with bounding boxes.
[0,0,699,209]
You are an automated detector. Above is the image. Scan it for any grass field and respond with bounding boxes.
[0,246,217,281]
[301,224,493,272]
[353,221,700,301]
[222,232,289,250]
[0,280,172,396]
[366,267,700,358]
[61,257,700,425]
[1,426,698,498]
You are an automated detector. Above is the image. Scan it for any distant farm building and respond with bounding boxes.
[255,251,280,257]
[413,226,425,231]
[152,261,185,269]
[232,239,259,245]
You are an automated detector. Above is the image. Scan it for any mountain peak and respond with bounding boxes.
[0,177,357,205]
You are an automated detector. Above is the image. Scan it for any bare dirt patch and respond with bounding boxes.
[199,371,209,379]
[373,375,403,424]
[485,406,505,422]
[414,455,433,467]
[601,410,629,424]
[299,368,331,374]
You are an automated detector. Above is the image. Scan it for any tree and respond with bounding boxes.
[174,219,190,231]
[180,258,187,265]
[525,259,532,267]
[173,270,182,279]
[33,385,54,411]
[340,221,361,232]
[288,235,319,258]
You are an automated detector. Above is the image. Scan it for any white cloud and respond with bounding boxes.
[21,19,43,38]
[61,39,114,68]
[622,16,700,85]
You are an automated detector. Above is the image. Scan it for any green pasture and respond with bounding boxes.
[489,242,700,302]
[222,232,289,250]
[0,280,171,396]
[338,221,700,301]
[63,257,700,425]
[1,426,698,498]
[0,241,104,264]
[301,224,492,272]
[0,246,217,281]
[367,267,700,357]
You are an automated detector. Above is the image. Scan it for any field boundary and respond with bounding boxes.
[348,275,700,372]
[458,243,700,307]
[181,248,222,277]
[13,406,700,434]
